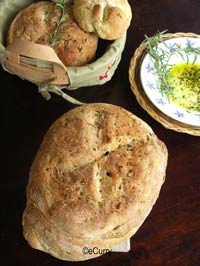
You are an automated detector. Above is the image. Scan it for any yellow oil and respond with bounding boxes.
[167,63,200,112]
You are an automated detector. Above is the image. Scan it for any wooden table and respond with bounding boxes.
[1,1,200,265]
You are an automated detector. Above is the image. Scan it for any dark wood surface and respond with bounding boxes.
[1,1,200,266]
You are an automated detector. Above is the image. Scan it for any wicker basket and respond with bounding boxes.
[0,0,126,104]
[129,32,200,136]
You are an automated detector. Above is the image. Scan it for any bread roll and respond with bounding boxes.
[73,0,132,40]
[22,103,168,261]
[7,1,98,67]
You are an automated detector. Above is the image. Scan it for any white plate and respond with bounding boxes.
[140,37,200,126]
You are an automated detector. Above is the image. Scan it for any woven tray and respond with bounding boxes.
[129,32,200,136]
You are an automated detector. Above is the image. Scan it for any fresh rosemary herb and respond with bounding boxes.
[144,31,200,108]
[50,0,69,46]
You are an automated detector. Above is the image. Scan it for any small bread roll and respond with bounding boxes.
[73,0,132,40]
[22,103,168,261]
[7,1,98,66]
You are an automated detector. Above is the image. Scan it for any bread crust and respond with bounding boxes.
[73,0,132,40]
[23,103,168,261]
[7,1,98,66]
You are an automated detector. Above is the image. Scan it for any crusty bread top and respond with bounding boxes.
[73,0,132,40]
[7,1,98,66]
[23,103,168,261]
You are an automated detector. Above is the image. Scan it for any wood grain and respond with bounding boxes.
[0,0,200,265]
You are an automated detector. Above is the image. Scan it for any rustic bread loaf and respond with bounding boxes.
[7,1,98,67]
[22,103,168,261]
[73,0,132,40]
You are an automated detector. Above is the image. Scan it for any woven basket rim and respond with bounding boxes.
[129,32,200,136]
[0,0,126,88]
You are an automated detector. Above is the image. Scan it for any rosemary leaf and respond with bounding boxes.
[144,31,200,102]
[50,1,70,46]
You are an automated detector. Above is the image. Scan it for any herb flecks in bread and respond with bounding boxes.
[22,103,168,261]
[73,0,132,40]
[7,1,98,66]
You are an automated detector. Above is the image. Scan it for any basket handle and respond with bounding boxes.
[4,39,69,85]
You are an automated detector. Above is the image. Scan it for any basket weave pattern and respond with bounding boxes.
[129,32,200,136]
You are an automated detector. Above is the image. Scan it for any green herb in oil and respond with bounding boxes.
[167,63,200,112]
[144,31,200,112]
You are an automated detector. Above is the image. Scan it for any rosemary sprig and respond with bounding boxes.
[50,0,69,46]
[144,31,200,100]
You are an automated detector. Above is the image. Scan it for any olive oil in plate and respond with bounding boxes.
[167,63,200,112]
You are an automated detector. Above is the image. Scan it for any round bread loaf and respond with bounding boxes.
[73,0,132,40]
[7,1,98,66]
[22,103,168,261]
